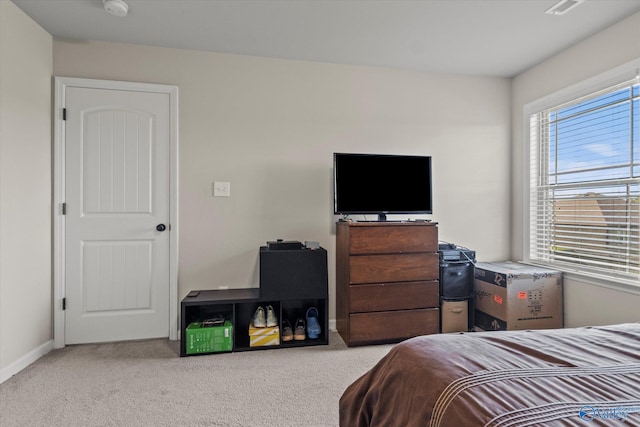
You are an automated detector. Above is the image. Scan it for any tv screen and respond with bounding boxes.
[333,153,433,220]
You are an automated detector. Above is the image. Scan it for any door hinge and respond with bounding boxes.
[62,298,66,310]
[62,203,66,215]
[62,108,66,121]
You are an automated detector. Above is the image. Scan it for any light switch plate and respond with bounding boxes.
[213,181,231,197]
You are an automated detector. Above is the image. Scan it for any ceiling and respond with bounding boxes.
[12,0,640,77]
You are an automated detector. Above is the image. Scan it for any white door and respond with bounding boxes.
[64,86,171,344]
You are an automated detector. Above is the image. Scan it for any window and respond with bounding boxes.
[528,76,639,286]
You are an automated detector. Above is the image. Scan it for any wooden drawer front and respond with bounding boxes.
[350,281,438,313]
[349,225,437,254]
[350,253,438,284]
[349,309,439,345]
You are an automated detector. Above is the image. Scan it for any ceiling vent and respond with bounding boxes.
[545,0,584,15]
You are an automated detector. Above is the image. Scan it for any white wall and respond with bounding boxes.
[4,1,637,384]
[53,40,512,324]
[0,0,53,380]
[511,12,640,327]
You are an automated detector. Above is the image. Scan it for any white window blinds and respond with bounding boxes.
[529,79,639,285]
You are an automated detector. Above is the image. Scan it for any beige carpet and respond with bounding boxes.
[0,332,392,427]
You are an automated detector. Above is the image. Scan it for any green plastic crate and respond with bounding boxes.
[186,320,233,354]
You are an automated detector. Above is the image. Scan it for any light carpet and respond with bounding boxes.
[0,332,392,427]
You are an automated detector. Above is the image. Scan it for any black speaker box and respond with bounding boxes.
[438,243,476,262]
[260,247,328,300]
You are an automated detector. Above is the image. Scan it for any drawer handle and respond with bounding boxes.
[450,308,464,313]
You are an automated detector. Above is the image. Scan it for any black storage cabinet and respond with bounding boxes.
[438,245,476,332]
[180,246,329,356]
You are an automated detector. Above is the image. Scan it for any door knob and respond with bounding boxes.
[156,224,167,232]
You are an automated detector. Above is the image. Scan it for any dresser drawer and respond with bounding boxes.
[349,225,437,254]
[349,280,438,313]
[350,253,439,284]
[349,309,439,345]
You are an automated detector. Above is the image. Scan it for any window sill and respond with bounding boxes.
[522,261,640,296]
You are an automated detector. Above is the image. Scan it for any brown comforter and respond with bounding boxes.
[339,323,640,426]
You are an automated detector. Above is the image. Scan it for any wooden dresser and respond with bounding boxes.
[336,221,439,346]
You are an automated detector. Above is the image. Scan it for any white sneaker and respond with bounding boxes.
[266,305,278,327]
[252,306,266,328]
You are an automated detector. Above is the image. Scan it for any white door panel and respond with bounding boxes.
[82,109,153,214]
[82,241,152,312]
[65,87,170,344]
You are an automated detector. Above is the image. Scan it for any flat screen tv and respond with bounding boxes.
[333,153,433,221]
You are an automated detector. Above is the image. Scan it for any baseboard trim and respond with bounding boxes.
[329,318,336,332]
[0,339,54,384]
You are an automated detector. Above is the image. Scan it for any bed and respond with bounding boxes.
[339,323,640,426]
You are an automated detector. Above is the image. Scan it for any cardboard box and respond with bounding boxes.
[474,262,563,331]
[186,320,233,354]
[248,325,280,347]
